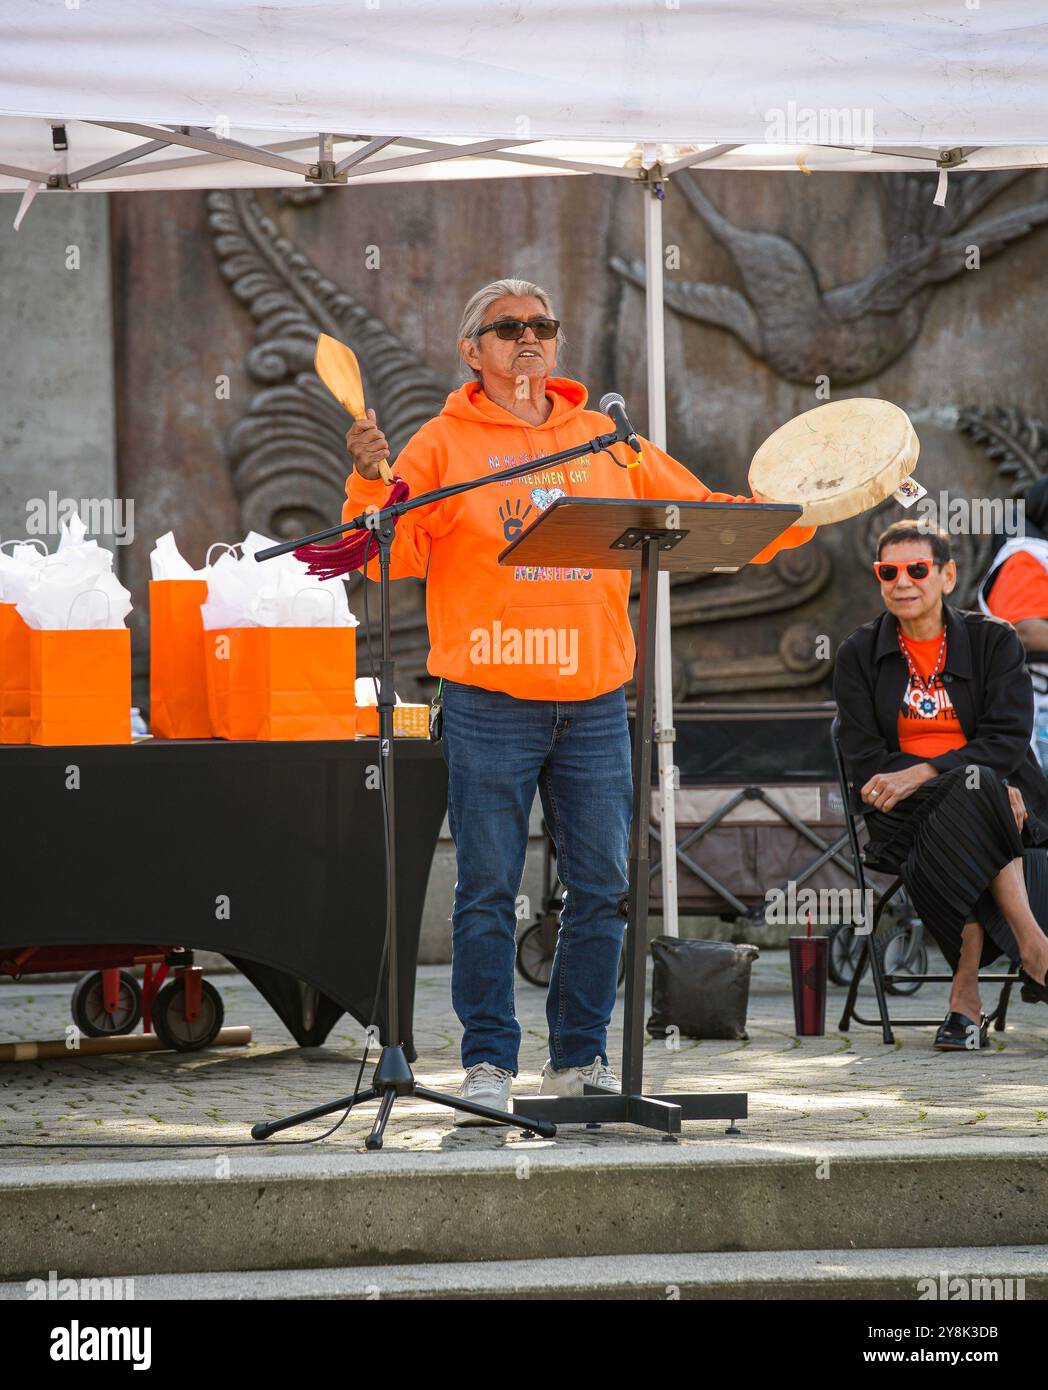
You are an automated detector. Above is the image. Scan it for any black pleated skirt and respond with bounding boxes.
[863,764,1033,969]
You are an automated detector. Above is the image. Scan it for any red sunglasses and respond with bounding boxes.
[873,560,939,583]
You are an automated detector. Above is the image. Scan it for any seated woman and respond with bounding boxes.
[834,519,1048,1049]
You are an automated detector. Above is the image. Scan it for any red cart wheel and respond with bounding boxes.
[70,970,142,1037]
[151,978,224,1052]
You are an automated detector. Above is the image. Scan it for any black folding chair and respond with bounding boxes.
[831,717,1016,1044]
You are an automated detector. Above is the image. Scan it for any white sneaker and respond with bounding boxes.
[539,1055,620,1097]
[454,1062,514,1126]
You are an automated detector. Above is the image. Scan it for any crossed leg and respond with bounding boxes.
[988,858,1048,987]
[953,859,1048,1018]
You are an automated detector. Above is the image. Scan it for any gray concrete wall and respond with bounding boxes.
[0,193,117,550]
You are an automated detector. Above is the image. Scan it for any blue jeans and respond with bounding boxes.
[441,679,632,1074]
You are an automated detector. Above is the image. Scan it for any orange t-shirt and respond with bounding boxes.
[984,551,1048,624]
[896,630,966,758]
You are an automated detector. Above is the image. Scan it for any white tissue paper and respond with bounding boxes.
[14,512,132,630]
[0,539,48,605]
[200,531,358,630]
[57,511,98,556]
[149,530,204,581]
[354,678,404,707]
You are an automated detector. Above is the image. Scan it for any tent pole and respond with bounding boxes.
[643,171,679,939]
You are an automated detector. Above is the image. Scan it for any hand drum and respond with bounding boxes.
[748,398,919,526]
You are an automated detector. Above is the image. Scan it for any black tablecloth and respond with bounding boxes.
[0,739,448,1054]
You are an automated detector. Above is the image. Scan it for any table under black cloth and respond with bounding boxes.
[0,739,448,1056]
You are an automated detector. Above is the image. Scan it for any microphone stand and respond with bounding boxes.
[250,422,631,1150]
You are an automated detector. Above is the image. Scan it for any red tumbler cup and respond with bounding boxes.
[789,935,828,1036]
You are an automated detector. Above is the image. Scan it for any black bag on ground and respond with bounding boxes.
[646,937,760,1041]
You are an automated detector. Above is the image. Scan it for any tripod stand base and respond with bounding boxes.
[251,1045,557,1150]
[511,1088,748,1136]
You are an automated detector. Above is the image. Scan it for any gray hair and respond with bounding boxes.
[456,278,561,377]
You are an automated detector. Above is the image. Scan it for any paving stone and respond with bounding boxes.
[0,950,1045,1167]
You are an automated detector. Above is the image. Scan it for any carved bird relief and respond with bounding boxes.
[612,171,1048,385]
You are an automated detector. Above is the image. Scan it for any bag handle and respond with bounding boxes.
[290,585,337,628]
[66,588,112,629]
[205,542,242,567]
[0,538,48,555]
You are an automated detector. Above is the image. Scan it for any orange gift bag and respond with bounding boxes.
[0,537,49,744]
[149,578,210,738]
[29,626,131,745]
[0,603,31,743]
[204,626,356,741]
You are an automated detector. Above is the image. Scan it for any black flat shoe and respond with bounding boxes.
[933,1011,989,1051]
[1019,966,1048,1004]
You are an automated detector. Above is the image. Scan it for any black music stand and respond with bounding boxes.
[501,497,802,1137]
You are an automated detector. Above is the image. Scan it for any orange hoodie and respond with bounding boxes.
[343,377,815,701]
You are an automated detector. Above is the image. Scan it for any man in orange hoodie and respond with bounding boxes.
[345,278,815,1123]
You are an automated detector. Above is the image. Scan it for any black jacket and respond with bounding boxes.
[833,604,1048,845]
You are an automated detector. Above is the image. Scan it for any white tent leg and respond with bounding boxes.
[643,176,679,939]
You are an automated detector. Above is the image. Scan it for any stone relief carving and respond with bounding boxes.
[208,189,1045,703]
[957,405,1048,493]
[611,171,1048,385]
[208,189,449,539]
[952,406,1048,607]
[208,188,451,691]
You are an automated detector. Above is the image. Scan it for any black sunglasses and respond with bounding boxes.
[873,560,939,582]
[475,316,560,342]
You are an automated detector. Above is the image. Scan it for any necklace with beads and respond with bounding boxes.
[898,627,947,720]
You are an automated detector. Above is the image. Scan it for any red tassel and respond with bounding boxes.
[294,477,411,579]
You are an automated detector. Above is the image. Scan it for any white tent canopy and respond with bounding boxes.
[2,0,1048,193]
[4,0,1048,931]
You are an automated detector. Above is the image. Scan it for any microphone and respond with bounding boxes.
[599,392,643,465]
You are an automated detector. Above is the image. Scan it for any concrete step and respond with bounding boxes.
[3,1139,1047,1282]
[4,1247,1046,1301]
